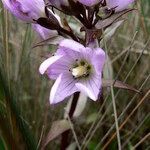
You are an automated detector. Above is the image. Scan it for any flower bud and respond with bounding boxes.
[2,0,45,22]
[106,0,135,12]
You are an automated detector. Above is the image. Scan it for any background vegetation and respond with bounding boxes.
[0,0,149,149]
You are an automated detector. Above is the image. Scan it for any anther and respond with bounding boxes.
[80,61,85,66]
[87,65,91,70]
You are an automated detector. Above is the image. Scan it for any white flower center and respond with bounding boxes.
[72,66,87,78]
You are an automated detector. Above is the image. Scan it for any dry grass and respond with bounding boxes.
[0,0,149,149]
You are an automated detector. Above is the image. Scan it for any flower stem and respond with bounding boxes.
[61,92,80,150]
[110,86,121,150]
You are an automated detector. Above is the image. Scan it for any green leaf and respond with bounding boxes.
[0,80,4,100]
[87,141,99,150]
[127,142,134,150]
[108,140,117,150]
[0,70,37,150]
[0,137,5,150]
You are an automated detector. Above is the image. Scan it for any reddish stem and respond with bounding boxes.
[60,92,80,150]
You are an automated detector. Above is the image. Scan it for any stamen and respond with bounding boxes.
[87,65,91,70]
[80,61,85,66]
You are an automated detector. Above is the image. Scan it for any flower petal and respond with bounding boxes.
[59,39,84,53]
[106,0,135,12]
[92,48,106,75]
[2,0,45,22]
[50,74,78,104]
[47,56,72,79]
[76,74,102,101]
[2,0,31,21]
[39,55,63,75]
[56,39,85,62]
[80,47,93,63]
[20,0,45,19]
[57,40,95,63]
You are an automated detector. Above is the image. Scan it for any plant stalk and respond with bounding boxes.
[60,92,80,150]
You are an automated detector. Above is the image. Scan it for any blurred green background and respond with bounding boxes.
[0,0,149,149]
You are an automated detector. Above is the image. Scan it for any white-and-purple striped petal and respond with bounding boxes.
[50,74,78,104]
[39,55,63,75]
[76,73,102,101]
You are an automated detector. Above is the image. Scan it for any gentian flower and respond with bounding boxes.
[106,0,135,12]
[78,0,99,6]
[1,0,45,22]
[39,39,105,104]
[32,24,58,40]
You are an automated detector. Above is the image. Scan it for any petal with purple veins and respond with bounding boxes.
[39,55,63,75]
[57,39,90,62]
[50,74,78,104]
[79,47,93,63]
[60,46,93,64]
[59,39,84,53]
[47,56,73,79]
[92,48,106,75]
[76,74,102,101]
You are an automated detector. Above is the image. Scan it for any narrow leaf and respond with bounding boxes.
[0,137,6,150]
[95,9,135,29]
[32,36,65,48]
[102,79,140,93]
[37,17,61,30]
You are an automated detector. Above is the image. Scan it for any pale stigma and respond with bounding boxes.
[72,66,87,78]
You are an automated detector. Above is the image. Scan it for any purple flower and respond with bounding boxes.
[39,39,105,104]
[2,0,45,22]
[78,0,99,6]
[106,0,135,12]
[32,24,58,40]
